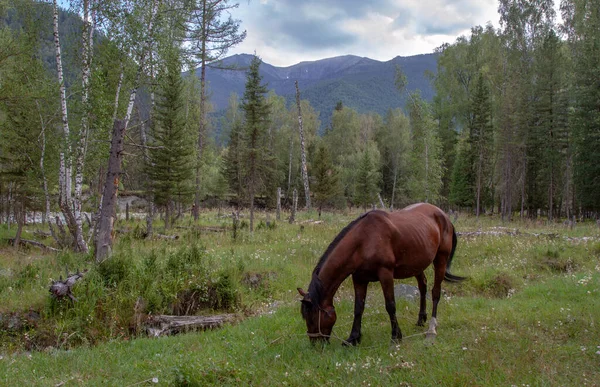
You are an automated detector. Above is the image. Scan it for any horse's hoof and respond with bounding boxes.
[425,331,437,344]
[343,336,360,346]
[416,320,425,327]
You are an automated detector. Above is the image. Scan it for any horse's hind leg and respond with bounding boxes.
[428,257,447,338]
[345,277,368,346]
[379,270,402,342]
[415,272,427,326]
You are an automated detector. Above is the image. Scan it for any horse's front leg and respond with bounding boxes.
[415,272,427,326]
[379,270,402,342]
[345,277,368,346]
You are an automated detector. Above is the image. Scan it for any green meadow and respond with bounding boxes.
[1,210,599,386]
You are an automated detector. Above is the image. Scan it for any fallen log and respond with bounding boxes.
[457,229,596,242]
[146,314,236,337]
[33,229,53,238]
[7,238,60,253]
[156,233,179,240]
[175,225,229,232]
[49,269,88,301]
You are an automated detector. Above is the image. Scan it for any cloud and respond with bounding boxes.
[229,0,500,66]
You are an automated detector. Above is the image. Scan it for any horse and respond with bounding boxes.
[297,203,465,345]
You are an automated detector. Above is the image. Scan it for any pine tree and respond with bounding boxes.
[147,47,194,230]
[241,55,271,231]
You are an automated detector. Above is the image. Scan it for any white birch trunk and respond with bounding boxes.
[53,0,88,251]
[295,81,311,209]
[112,67,124,123]
[53,0,71,205]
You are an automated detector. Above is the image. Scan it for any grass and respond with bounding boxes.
[1,209,599,385]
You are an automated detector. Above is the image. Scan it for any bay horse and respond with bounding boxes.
[297,203,465,345]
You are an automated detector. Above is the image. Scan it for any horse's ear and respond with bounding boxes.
[297,287,307,297]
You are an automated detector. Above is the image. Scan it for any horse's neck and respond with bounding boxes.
[317,249,355,306]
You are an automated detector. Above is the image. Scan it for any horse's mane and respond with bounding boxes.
[301,212,370,320]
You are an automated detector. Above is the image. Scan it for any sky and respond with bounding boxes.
[226,0,502,67]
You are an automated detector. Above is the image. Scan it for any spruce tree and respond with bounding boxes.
[147,47,194,230]
[241,55,271,231]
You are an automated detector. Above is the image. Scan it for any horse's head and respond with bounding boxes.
[297,287,336,343]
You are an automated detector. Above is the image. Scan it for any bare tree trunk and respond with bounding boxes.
[476,153,482,218]
[287,133,293,198]
[276,187,281,221]
[13,201,24,248]
[249,191,255,232]
[424,140,429,203]
[95,120,126,263]
[390,165,398,210]
[377,193,385,209]
[112,66,124,123]
[289,188,298,224]
[146,202,154,238]
[295,81,311,209]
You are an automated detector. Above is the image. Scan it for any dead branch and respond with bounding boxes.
[7,238,60,252]
[49,269,88,301]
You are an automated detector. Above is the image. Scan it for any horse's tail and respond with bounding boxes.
[444,226,467,282]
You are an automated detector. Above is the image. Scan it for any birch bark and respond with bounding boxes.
[295,81,311,209]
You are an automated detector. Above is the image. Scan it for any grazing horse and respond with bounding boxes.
[297,203,465,345]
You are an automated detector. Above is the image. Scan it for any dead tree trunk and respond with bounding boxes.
[295,81,311,209]
[289,188,298,224]
[13,201,24,248]
[276,187,281,221]
[95,120,126,263]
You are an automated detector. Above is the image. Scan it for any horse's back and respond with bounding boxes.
[389,203,454,277]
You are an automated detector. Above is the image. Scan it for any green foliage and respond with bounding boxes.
[311,142,343,210]
[147,46,195,228]
[566,0,600,211]
[449,137,474,207]
[354,145,381,210]
[376,109,411,208]
[407,93,443,203]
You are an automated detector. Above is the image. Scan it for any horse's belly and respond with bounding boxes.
[393,261,431,279]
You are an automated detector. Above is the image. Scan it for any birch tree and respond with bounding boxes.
[295,81,311,209]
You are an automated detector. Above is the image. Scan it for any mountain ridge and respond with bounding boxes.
[201,52,438,128]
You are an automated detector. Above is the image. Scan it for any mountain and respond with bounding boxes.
[201,53,438,129]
